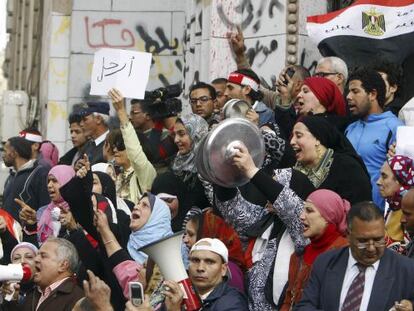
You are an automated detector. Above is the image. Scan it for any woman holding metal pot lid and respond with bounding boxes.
[214,140,315,311]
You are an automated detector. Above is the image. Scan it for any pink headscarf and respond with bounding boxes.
[38,165,75,243]
[306,189,351,235]
[40,141,59,167]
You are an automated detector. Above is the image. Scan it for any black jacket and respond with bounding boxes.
[385,97,406,116]
[58,147,80,166]
[201,280,248,311]
[2,160,50,221]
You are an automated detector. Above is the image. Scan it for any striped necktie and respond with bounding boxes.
[341,263,367,311]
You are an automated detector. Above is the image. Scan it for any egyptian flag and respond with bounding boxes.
[307,0,414,68]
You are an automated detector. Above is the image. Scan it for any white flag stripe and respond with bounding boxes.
[307,3,414,43]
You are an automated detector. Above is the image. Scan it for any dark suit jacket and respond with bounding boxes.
[84,140,105,165]
[295,247,414,311]
[4,278,84,311]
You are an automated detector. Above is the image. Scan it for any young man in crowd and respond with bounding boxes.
[59,111,88,166]
[189,82,221,128]
[345,67,403,211]
[371,60,405,116]
[2,136,50,221]
[211,78,229,111]
[131,238,248,311]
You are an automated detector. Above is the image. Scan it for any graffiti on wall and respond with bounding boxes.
[135,26,179,55]
[212,0,285,87]
[72,12,185,93]
[217,0,283,33]
[84,17,135,48]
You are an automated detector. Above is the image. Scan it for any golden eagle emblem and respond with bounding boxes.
[362,8,386,36]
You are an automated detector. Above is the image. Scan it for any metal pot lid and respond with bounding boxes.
[203,118,265,188]
[222,99,251,119]
[195,135,215,182]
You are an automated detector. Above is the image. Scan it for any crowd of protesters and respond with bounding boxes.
[1,27,414,311]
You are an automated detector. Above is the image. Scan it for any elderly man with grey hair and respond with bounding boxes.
[79,102,111,165]
[314,56,348,94]
[4,237,84,311]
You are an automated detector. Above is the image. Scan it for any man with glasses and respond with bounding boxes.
[189,82,221,127]
[296,201,414,311]
[129,99,154,133]
[128,98,176,173]
[314,56,348,94]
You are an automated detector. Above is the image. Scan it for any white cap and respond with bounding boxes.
[190,238,228,263]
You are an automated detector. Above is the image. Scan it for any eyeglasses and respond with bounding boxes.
[313,72,338,78]
[355,239,386,249]
[190,96,212,105]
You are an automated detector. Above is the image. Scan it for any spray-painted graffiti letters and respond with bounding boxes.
[136,25,179,55]
[84,17,135,49]
[217,0,282,33]
[217,0,254,31]
[247,39,278,67]
[300,49,318,73]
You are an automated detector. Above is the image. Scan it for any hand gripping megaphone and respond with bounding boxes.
[140,231,202,311]
[0,263,32,282]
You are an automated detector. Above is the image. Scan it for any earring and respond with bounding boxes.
[315,144,322,160]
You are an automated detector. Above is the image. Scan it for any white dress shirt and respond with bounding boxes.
[339,249,380,311]
[94,130,109,146]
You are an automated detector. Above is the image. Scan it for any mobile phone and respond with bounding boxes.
[283,67,295,84]
[129,282,144,306]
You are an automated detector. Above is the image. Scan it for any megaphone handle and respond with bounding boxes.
[180,278,202,311]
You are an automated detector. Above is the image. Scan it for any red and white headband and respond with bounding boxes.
[227,72,259,92]
[19,131,43,143]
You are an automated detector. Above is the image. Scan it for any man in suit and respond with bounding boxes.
[296,201,414,311]
[79,101,110,165]
[4,237,84,310]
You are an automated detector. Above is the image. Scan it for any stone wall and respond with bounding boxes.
[41,0,326,154]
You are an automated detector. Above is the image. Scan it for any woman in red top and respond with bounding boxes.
[281,189,350,311]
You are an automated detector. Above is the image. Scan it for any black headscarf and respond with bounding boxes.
[93,171,117,209]
[298,116,369,175]
[151,171,193,232]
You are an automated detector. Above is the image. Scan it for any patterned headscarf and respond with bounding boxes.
[171,114,209,178]
[387,155,414,210]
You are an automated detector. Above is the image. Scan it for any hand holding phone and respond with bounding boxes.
[283,67,295,84]
[129,282,144,307]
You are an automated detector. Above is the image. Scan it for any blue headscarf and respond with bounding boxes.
[127,193,172,264]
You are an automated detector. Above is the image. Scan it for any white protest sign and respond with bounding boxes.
[396,126,414,160]
[90,48,152,99]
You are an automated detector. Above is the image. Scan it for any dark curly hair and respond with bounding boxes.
[348,67,386,108]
